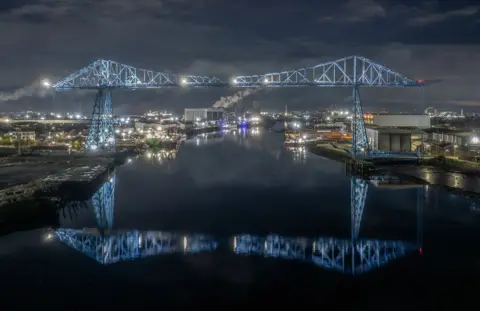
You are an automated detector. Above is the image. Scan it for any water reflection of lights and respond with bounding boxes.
[51,174,423,273]
[44,232,54,242]
[52,229,417,274]
[251,128,260,136]
[144,149,177,162]
[288,146,306,164]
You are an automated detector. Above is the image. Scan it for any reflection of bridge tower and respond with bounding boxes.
[350,176,424,248]
[233,176,424,275]
[92,175,115,230]
[351,177,368,240]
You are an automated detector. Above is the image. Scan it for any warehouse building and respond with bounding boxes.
[423,128,480,148]
[366,127,426,152]
[364,113,431,128]
[184,108,224,122]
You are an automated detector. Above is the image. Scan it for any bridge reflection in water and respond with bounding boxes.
[52,169,424,274]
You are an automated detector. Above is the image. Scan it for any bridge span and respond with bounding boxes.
[51,56,424,158]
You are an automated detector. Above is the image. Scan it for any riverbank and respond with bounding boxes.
[307,143,480,196]
[185,126,222,137]
[307,143,352,162]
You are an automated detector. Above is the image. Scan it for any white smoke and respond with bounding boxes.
[212,88,257,109]
[0,79,52,102]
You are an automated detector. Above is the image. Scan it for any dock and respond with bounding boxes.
[41,165,110,193]
[43,165,107,184]
[0,163,112,207]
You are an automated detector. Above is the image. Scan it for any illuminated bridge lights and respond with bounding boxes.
[52,55,421,155]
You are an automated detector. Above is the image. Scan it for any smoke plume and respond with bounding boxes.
[0,79,52,102]
[212,88,257,109]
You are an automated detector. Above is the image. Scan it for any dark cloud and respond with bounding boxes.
[0,0,479,114]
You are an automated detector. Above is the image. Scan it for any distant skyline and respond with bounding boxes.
[0,0,479,113]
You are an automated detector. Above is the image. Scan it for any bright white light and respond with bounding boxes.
[181,78,187,84]
[42,80,51,87]
[232,78,237,84]
[90,145,98,150]
[56,114,62,118]
[44,233,54,242]
[472,136,479,144]
[264,78,269,83]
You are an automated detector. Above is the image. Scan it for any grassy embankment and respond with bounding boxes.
[307,143,352,162]
[421,156,480,175]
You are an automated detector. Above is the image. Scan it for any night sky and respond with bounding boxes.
[0,0,479,114]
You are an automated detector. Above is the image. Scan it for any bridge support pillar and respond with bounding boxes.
[86,89,115,153]
[92,175,115,231]
[351,85,369,158]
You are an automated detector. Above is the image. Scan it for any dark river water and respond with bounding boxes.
[1,128,480,308]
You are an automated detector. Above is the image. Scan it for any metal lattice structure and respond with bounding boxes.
[52,173,423,273]
[92,175,115,230]
[53,59,226,90]
[86,90,115,152]
[231,56,423,157]
[233,234,416,275]
[53,56,422,155]
[52,59,225,153]
[311,238,414,274]
[54,229,218,265]
[351,177,368,240]
[231,56,422,88]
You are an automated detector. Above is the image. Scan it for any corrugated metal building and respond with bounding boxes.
[366,127,426,152]
[365,114,431,128]
[184,108,224,122]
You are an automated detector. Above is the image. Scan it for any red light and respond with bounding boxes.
[419,248,423,255]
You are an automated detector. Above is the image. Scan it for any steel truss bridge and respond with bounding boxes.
[52,56,424,157]
[52,172,424,274]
